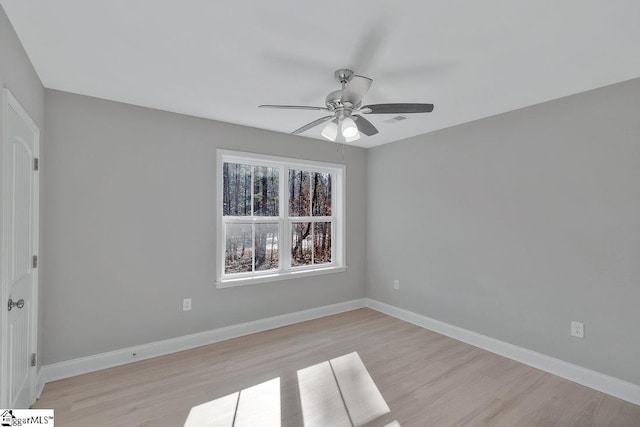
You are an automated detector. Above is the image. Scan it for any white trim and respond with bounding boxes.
[41,298,366,383]
[365,298,640,406]
[1,88,40,408]
[216,266,347,288]
[218,149,345,172]
[35,370,45,400]
[216,149,346,286]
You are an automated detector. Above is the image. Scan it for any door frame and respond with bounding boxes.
[0,88,40,408]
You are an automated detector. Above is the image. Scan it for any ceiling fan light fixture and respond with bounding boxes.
[341,117,358,138]
[321,121,338,141]
[344,131,360,143]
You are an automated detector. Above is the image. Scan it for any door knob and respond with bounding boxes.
[7,298,24,311]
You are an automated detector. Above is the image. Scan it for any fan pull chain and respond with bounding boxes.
[336,139,346,160]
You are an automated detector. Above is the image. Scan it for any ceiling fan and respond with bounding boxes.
[259,69,434,143]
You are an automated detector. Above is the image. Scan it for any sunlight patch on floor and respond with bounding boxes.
[298,352,392,427]
[184,378,280,427]
[184,352,397,426]
[183,390,239,426]
[297,360,351,427]
[234,377,280,427]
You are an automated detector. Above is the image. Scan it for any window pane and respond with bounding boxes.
[312,172,332,216]
[225,223,252,274]
[255,223,279,271]
[253,166,279,216]
[223,163,252,216]
[313,222,332,264]
[289,170,310,217]
[291,222,312,267]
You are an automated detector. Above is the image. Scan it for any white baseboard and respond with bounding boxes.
[365,298,640,406]
[38,296,640,407]
[41,298,366,383]
[35,369,45,400]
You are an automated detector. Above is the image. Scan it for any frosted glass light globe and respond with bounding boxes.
[321,121,338,141]
[341,117,358,138]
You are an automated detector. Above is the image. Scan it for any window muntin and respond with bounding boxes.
[217,151,344,285]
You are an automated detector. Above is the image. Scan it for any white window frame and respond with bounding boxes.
[216,149,346,288]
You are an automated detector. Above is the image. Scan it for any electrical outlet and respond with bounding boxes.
[183,298,192,311]
[571,321,584,338]
[393,280,400,290]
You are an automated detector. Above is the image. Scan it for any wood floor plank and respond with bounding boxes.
[33,308,640,426]
[183,391,238,427]
[234,377,280,427]
[297,361,351,427]
[330,352,390,426]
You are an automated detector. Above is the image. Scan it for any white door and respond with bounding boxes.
[0,89,40,409]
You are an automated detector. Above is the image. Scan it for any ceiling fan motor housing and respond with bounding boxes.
[326,69,360,115]
[325,90,355,114]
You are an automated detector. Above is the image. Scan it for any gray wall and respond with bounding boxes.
[367,78,640,385]
[42,90,367,365]
[0,7,43,127]
[0,6,45,368]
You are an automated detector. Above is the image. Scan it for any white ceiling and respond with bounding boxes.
[3,1,640,148]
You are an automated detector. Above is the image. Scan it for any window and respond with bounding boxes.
[216,150,345,287]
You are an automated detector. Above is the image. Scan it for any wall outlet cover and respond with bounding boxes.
[571,321,584,338]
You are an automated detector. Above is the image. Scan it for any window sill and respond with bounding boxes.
[215,266,348,288]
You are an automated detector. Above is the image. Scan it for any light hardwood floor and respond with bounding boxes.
[34,308,640,426]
